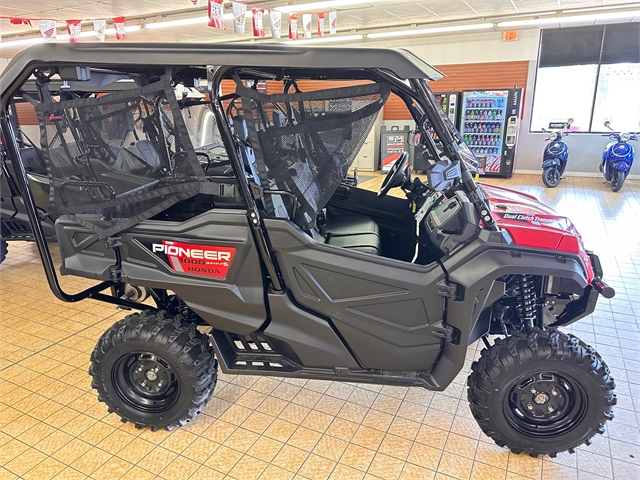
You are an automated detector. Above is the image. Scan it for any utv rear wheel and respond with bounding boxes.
[542,167,561,188]
[0,239,7,265]
[610,170,625,192]
[90,310,217,430]
[467,329,615,457]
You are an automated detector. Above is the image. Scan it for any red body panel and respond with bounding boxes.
[480,184,594,282]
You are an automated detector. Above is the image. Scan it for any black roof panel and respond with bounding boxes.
[0,43,444,97]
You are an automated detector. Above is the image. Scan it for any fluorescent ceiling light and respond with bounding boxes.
[0,37,44,49]
[565,3,640,14]
[497,10,640,27]
[145,16,208,30]
[368,22,494,39]
[294,34,364,44]
[275,0,380,13]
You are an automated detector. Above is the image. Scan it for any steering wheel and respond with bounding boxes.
[378,152,410,198]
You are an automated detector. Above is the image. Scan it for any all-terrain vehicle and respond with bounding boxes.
[0,43,616,457]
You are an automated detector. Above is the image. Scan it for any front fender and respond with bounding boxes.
[542,158,562,168]
[610,160,632,172]
[430,229,589,389]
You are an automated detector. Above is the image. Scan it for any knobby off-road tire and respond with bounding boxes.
[0,239,7,265]
[90,310,217,431]
[467,329,616,457]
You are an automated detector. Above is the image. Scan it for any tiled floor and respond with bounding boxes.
[1,174,639,480]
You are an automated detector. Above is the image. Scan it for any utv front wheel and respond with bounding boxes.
[90,310,217,430]
[467,329,615,457]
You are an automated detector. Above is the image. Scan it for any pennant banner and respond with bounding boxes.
[288,13,298,40]
[190,0,201,6]
[208,0,225,29]
[66,20,81,43]
[93,19,106,42]
[113,17,125,40]
[329,11,337,35]
[10,18,32,26]
[270,10,282,39]
[232,2,246,34]
[302,14,312,39]
[38,20,57,41]
[252,8,265,38]
[317,13,325,37]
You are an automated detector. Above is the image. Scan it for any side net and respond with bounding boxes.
[235,80,390,231]
[33,78,205,237]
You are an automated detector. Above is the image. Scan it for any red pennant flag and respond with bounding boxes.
[317,13,325,37]
[38,20,58,41]
[190,0,201,6]
[252,8,265,38]
[10,18,32,26]
[208,0,225,29]
[289,14,299,40]
[113,17,126,40]
[66,20,82,43]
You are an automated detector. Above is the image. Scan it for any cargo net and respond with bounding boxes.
[33,78,205,237]
[236,80,390,230]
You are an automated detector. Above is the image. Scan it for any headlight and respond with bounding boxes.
[621,132,631,142]
[548,132,557,141]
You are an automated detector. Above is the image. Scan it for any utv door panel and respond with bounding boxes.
[266,219,447,372]
[117,210,267,334]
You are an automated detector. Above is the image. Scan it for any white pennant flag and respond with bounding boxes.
[270,10,282,39]
[93,20,106,42]
[190,0,201,6]
[39,20,58,41]
[232,2,247,34]
[302,14,312,39]
[329,11,337,35]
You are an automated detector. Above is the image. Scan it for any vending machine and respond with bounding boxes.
[414,92,459,172]
[459,89,523,177]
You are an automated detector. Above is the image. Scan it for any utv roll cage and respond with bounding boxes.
[0,43,496,311]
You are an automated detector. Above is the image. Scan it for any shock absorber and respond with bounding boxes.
[516,275,537,328]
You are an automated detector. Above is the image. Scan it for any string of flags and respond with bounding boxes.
[0,0,338,43]
[205,0,337,39]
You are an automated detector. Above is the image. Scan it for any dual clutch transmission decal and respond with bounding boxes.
[150,240,236,278]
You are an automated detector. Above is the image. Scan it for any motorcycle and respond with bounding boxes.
[600,121,638,192]
[541,118,573,188]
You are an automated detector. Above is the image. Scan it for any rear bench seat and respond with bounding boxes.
[324,215,381,256]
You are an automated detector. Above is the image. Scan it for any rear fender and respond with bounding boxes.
[432,229,589,389]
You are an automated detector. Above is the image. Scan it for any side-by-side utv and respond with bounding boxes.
[0,43,616,457]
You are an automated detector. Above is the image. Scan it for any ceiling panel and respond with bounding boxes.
[1,0,638,57]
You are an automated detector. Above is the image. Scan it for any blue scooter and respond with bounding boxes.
[600,121,638,192]
[541,118,573,188]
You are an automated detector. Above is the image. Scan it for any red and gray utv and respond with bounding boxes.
[0,43,616,457]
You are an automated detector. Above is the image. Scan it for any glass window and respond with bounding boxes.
[591,63,640,132]
[530,65,598,132]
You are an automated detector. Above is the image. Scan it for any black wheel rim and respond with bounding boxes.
[504,372,587,438]
[545,167,559,186]
[112,352,180,413]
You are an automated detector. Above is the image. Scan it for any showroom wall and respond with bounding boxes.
[0,29,636,176]
[367,30,639,176]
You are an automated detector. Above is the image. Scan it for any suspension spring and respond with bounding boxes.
[515,275,537,328]
[177,298,197,323]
